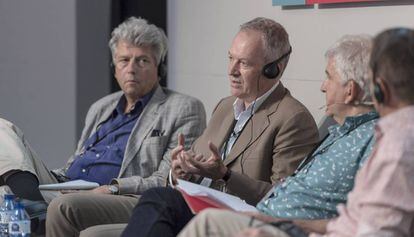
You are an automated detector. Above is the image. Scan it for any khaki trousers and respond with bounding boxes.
[178,209,290,237]
[46,193,139,237]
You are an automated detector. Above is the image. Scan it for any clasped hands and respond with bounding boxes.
[171,134,228,183]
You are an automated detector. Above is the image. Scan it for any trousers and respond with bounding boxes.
[121,187,194,237]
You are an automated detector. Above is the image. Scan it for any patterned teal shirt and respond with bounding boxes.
[256,111,378,220]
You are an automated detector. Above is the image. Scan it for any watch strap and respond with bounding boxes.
[222,168,232,182]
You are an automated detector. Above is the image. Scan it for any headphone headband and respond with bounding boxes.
[262,46,292,79]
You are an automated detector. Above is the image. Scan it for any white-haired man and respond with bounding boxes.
[312,27,414,237]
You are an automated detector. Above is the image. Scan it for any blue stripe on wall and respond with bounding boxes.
[272,0,306,6]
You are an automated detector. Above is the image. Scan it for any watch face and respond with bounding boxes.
[108,185,119,194]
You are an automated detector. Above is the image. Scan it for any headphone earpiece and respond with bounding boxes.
[262,61,280,79]
[373,82,384,103]
[110,62,115,76]
[261,47,292,79]
[158,62,167,79]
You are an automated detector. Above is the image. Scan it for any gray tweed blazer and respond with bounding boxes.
[54,86,206,194]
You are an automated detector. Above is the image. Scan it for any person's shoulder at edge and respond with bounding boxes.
[0,117,24,136]
[0,117,14,128]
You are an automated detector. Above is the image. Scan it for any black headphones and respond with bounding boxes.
[262,47,292,79]
[110,62,115,75]
[157,60,167,79]
[371,62,384,103]
[373,82,384,104]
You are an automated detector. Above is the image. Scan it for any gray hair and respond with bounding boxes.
[109,17,168,65]
[325,34,373,103]
[240,17,291,66]
[370,28,414,104]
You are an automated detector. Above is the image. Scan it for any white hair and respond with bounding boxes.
[325,34,373,103]
[109,17,168,65]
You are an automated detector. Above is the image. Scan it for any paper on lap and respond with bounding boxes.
[39,179,99,190]
[176,179,258,213]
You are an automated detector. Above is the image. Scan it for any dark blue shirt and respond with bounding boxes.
[66,92,154,185]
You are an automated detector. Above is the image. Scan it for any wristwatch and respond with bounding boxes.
[108,185,119,195]
[216,168,232,192]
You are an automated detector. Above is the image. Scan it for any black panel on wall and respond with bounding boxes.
[110,0,167,92]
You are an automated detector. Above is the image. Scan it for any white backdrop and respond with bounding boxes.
[167,0,414,123]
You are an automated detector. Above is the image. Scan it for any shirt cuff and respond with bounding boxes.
[168,169,176,187]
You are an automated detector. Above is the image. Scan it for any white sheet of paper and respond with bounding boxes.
[177,179,258,212]
[39,179,99,190]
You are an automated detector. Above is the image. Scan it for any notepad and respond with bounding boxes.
[176,179,258,214]
[39,180,99,190]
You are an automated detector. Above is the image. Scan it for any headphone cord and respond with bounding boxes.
[239,73,260,174]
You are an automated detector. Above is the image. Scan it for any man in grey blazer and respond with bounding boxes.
[0,16,205,234]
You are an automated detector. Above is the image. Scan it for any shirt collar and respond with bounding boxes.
[328,110,379,136]
[114,88,156,116]
[233,81,280,120]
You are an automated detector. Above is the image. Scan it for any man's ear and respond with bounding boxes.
[344,80,360,104]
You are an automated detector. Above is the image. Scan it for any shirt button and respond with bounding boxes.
[96,154,100,158]
[88,144,93,148]
[82,169,86,173]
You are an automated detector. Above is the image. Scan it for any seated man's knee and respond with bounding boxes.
[140,187,179,203]
[198,208,233,221]
[47,193,81,217]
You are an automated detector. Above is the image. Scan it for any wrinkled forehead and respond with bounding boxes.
[115,40,156,58]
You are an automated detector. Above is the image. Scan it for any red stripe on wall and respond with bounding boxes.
[307,0,378,3]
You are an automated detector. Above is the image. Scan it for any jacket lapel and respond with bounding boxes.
[223,83,287,166]
[119,86,167,175]
[92,93,122,135]
[215,108,237,153]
